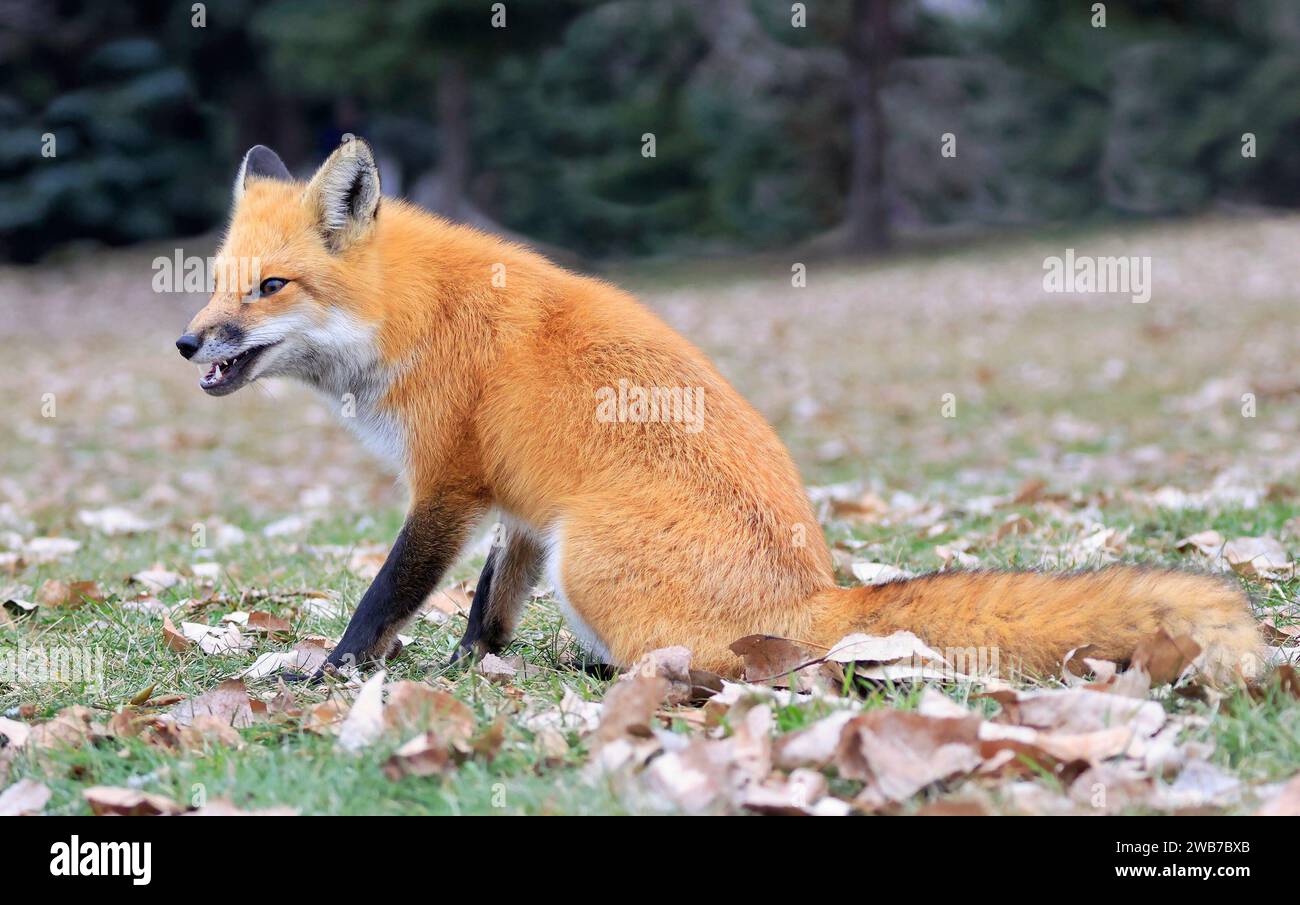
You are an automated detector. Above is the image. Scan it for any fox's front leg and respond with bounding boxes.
[322,493,482,675]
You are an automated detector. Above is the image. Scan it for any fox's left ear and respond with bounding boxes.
[233,145,292,204]
[303,137,381,253]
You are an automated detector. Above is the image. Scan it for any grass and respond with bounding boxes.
[3,213,1300,814]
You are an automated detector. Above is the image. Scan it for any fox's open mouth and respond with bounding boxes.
[199,342,279,396]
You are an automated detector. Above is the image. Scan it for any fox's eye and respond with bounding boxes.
[259,277,288,297]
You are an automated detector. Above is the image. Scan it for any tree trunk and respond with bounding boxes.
[845,0,894,252]
[433,55,471,219]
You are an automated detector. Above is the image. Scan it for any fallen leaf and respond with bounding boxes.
[246,610,292,637]
[0,717,32,749]
[131,567,182,593]
[169,679,256,729]
[383,732,454,779]
[382,680,475,744]
[595,675,667,747]
[1223,536,1291,579]
[337,670,387,752]
[180,621,253,656]
[2,597,37,620]
[729,635,812,686]
[162,615,191,652]
[742,768,849,816]
[1176,530,1224,557]
[1131,630,1202,685]
[519,687,602,734]
[30,705,101,749]
[836,710,983,806]
[240,641,328,679]
[36,578,103,609]
[476,653,516,684]
[0,778,51,816]
[1256,773,1300,816]
[850,562,913,584]
[78,507,156,535]
[995,515,1033,541]
[83,786,184,816]
[825,631,947,666]
[1152,760,1242,809]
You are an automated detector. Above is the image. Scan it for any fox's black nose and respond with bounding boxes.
[176,334,201,359]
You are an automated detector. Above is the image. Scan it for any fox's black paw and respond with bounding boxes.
[280,667,327,684]
[446,644,475,669]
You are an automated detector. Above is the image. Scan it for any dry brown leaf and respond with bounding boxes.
[1223,536,1291,579]
[978,722,1136,766]
[825,631,947,665]
[729,635,813,687]
[383,732,454,779]
[162,614,191,652]
[1069,763,1153,812]
[169,679,256,729]
[246,610,292,637]
[981,686,1165,737]
[1256,773,1300,816]
[0,777,51,816]
[131,567,182,593]
[476,653,516,684]
[302,697,350,734]
[1012,479,1047,505]
[30,705,102,749]
[83,786,184,816]
[1131,630,1202,685]
[850,562,913,584]
[836,710,983,806]
[383,680,475,745]
[995,515,1033,541]
[641,705,773,812]
[0,716,32,749]
[595,675,668,747]
[772,710,856,771]
[36,578,103,609]
[337,670,387,752]
[240,641,328,679]
[829,491,889,521]
[914,797,993,816]
[742,768,851,816]
[1176,530,1224,557]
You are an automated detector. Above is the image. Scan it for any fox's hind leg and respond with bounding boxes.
[451,521,543,664]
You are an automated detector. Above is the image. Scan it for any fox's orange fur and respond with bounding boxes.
[183,141,1263,684]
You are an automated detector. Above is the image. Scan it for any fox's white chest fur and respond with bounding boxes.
[302,308,406,472]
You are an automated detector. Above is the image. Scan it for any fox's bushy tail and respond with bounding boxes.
[812,566,1263,684]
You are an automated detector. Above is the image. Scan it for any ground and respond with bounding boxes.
[1,215,1298,815]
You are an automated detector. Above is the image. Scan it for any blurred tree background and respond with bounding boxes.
[2,0,1299,263]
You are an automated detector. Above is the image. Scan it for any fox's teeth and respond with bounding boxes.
[213,364,222,379]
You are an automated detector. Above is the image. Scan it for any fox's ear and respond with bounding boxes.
[303,137,381,253]
[233,145,291,203]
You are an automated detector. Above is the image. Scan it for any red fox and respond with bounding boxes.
[177,140,1262,683]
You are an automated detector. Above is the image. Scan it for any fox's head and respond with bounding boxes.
[176,140,383,396]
